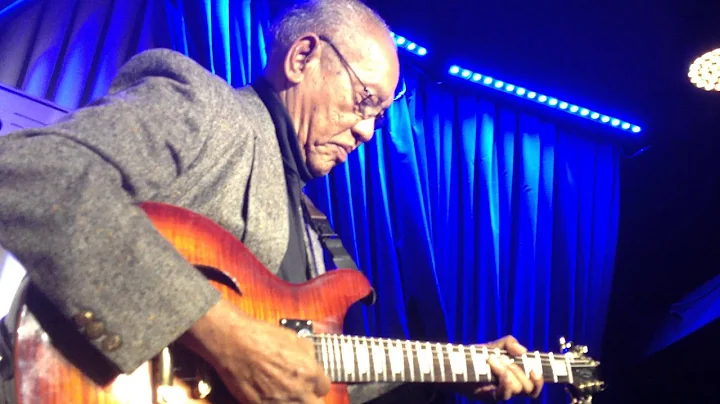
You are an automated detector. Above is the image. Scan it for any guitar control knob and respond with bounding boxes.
[559,337,573,353]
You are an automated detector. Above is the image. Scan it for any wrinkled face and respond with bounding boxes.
[284,29,400,177]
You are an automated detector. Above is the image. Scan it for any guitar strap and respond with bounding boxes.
[301,194,359,271]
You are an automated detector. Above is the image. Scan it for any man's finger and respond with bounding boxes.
[299,393,324,404]
[314,373,331,397]
[504,337,528,356]
[529,369,544,398]
[505,359,535,395]
[489,355,519,401]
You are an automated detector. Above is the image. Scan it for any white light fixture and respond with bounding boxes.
[390,32,427,57]
[688,48,720,92]
[448,65,643,134]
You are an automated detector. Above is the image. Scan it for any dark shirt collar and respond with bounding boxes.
[251,76,315,185]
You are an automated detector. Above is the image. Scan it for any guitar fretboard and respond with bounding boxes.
[312,334,581,384]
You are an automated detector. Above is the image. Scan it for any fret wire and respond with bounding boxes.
[460,345,468,382]
[482,346,490,383]
[406,340,415,382]
[326,336,335,381]
[445,344,455,383]
[436,343,445,382]
[370,337,378,382]
[355,336,366,382]
[549,352,558,383]
[333,335,342,382]
[565,352,573,384]
[312,334,586,361]
[311,334,585,384]
[415,341,423,382]
[399,340,406,381]
[372,337,385,382]
[321,336,330,381]
[387,339,396,383]
[380,338,387,382]
[427,341,435,382]
[339,336,348,382]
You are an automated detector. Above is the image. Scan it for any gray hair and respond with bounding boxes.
[268,0,394,58]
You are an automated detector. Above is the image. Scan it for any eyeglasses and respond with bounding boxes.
[318,35,387,130]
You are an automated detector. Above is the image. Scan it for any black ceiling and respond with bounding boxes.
[365,1,720,392]
[365,0,720,294]
[366,0,720,145]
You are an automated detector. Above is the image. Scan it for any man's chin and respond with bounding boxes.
[308,160,336,178]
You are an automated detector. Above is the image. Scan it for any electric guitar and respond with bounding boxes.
[10,202,604,403]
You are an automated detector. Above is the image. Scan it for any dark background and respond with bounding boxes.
[361,1,720,402]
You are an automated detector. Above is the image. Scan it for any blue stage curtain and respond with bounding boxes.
[0,1,620,403]
[0,0,269,108]
[306,66,621,404]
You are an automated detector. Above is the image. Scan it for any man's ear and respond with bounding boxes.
[284,33,321,85]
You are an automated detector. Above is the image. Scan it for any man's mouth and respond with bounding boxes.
[335,144,349,162]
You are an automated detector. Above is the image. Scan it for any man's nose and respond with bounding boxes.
[351,119,377,144]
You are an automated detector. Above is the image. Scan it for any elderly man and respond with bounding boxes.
[0,0,543,403]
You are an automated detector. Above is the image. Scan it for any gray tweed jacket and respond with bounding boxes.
[0,48,426,404]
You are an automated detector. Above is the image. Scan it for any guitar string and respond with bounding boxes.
[309,337,595,363]
[310,334,588,352]
[310,349,598,368]
[313,345,595,381]
[309,349,598,370]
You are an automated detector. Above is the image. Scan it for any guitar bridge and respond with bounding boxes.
[280,319,313,337]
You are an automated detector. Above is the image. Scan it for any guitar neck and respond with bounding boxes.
[313,334,580,384]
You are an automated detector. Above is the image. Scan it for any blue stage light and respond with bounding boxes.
[447,64,642,134]
[390,32,428,57]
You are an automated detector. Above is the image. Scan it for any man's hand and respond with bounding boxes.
[456,335,544,402]
[178,299,331,403]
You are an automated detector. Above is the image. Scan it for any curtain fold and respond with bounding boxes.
[305,65,621,403]
[0,1,620,403]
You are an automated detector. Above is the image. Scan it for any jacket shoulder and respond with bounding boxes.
[107,48,230,97]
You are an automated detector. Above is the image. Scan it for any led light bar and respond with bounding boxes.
[390,32,427,57]
[448,65,642,134]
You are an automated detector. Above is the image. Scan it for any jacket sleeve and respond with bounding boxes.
[0,49,222,374]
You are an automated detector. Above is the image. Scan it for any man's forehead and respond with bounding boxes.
[367,65,400,104]
[352,39,400,99]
